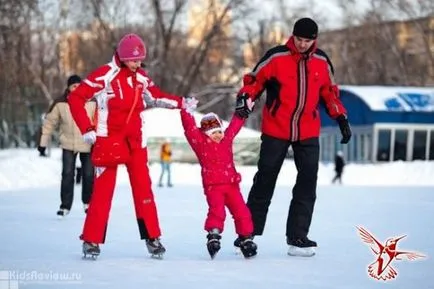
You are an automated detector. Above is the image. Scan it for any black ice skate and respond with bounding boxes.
[146,238,166,259]
[56,208,70,218]
[206,230,221,259]
[82,242,100,259]
[287,237,317,257]
[238,236,257,259]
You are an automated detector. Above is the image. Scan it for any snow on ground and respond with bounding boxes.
[1,148,434,192]
[0,149,433,289]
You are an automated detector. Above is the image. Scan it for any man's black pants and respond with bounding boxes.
[60,149,94,210]
[247,134,319,239]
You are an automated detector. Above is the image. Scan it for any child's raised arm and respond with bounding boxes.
[180,109,203,145]
[224,113,246,142]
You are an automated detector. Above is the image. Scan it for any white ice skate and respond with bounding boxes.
[56,209,70,219]
[287,245,316,257]
[287,237,317,257]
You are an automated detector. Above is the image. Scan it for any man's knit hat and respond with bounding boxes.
[292,17,318,40]
[200,113,223,136]
[67,74,81,87]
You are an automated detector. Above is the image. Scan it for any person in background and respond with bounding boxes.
[76,166,82,184]
[38,75,96,217]
[332,150,345,184]
[158,138,173,187]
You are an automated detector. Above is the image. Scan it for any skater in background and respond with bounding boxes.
[158,138,173,187]
[38,75,96,217]
[180,100,257,259]
[76,166,82,184]
[68,33,197,258]
[234,17,352,256]
[332,150,345,184]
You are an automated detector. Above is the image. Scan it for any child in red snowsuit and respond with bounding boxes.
[180,107,258,258]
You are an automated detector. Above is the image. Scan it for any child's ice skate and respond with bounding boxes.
[146,238,166,259]
[206,229,221,259]
[237,236,257,259]
[82,241,100,260]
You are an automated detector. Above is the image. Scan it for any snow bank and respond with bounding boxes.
[1,148,433,191]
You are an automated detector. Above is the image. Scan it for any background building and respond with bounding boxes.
[320,86,434,163]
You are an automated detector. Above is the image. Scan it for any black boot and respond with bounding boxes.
[234,236,242,248]
[206,229,221,259]
[287,236,317,247]
[238,236,257,258]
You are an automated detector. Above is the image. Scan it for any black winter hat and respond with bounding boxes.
[292,18,318,40]
[67,75,82,87]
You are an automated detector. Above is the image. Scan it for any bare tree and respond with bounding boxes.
[382,0,434,85]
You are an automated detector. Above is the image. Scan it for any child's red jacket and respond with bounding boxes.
[180,110,245,187]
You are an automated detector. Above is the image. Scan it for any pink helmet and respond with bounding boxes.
[116,33,147,62]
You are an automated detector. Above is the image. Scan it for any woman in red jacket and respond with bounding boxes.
[180,103,257,259]
[68,33,194,259]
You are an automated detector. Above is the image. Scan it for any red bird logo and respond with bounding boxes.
[357,226,425,281]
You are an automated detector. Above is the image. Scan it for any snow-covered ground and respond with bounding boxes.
[0,149,433,289]
[1,148,434,191]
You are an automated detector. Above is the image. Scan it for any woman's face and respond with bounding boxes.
[124,60,142,72]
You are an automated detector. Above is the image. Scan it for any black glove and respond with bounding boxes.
[37,146,47,157]
[337,115,352,144]
[235,93,253,119]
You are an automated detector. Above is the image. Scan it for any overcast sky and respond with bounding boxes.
[247,0,372,29]
[37,0,423,34]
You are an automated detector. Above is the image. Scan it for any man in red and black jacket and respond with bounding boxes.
[234,18,352,256]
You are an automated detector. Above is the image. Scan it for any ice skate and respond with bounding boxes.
[56,208,70,219]
[233,236,242,254]
[206,230,221,259]
[287,237,317,257]
[238,236,257,259]
[146,238,166,259]
[82,242,100,260]
[83,204,89,214]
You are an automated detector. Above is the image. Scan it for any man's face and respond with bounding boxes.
[293,36,315,53]
[68,83,80,91]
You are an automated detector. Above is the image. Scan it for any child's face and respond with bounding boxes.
[208,130,224,143]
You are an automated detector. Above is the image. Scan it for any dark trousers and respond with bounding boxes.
[247,134,319,239]
[60,149,94,210]
[332,171,343,184]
